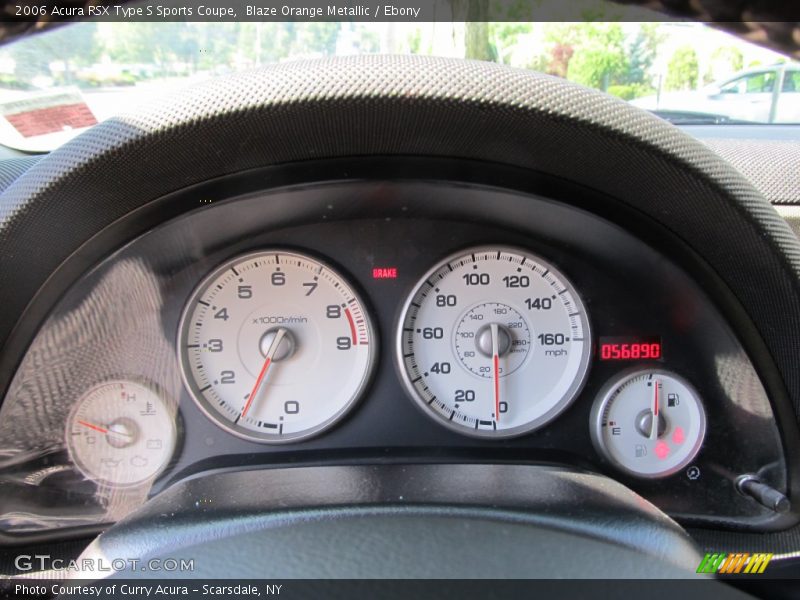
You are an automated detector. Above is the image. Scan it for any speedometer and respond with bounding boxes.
[179,250,376,443]
[396,246,591,438]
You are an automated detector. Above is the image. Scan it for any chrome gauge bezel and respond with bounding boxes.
[590,366,707,479]
[395,245,593,439]
[177,249,378,445]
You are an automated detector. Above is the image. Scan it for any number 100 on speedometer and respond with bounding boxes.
[396,246,591,438]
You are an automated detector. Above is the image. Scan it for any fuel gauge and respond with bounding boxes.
[66,381,177,487]
[590,369,706,479]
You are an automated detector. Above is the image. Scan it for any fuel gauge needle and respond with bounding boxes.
[241,327,287,419]
[491,323,500,422]
[650,379,660,440]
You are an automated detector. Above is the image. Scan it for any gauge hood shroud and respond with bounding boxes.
[1,55,800,419]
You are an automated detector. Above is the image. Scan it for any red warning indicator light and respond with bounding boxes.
[372,267,398,279]
[654,440,670,460]
[672,426,685,445]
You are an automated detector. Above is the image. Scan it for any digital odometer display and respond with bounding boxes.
[599,336,662,361]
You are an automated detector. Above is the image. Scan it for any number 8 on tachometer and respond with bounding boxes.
[396,246,591,438]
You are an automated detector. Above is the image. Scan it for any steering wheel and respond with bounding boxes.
[2,57,799,582]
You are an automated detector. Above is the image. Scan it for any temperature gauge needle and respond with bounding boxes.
[650,379,659,440]
[77,420,133,440]
[241,327,287,419]
[491,323,500,422]
[78,420,107,434]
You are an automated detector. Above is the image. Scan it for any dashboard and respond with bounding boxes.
[0,57,799,587]
[0,174,789,541]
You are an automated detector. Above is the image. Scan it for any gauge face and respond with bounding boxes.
[66,381,176,487]
[397,246,592,438]
[590,369,706,478]
[179,250,376,443]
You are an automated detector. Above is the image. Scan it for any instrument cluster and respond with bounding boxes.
[0,180,788,540]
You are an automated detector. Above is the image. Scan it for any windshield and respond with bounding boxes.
[0,19,796,151]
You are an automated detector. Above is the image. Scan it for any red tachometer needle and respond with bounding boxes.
[241,327,287,419]
[491,323,500,422]
[78,420,108,434]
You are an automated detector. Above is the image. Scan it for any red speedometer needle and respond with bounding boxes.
[78,420,108,434]
[491,323,500,422]
[650,379,660,440]
[242,327,287,419]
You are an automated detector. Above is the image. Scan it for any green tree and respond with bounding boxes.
[566,23,626,90]
[626,23,661,85]
[9,22,100,84]
[665,46,699,91]
[490,23,532,64]
[295,23,340,56]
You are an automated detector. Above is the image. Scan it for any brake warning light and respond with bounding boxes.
[372,267,398,279]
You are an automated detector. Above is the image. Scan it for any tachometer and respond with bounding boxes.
[397,246,591,438]
[179,250,376,443]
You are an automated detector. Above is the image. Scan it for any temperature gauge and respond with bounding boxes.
[66,381,177,487]
[590,369,705,478]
